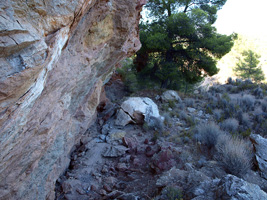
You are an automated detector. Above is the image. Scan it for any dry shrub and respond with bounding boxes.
[195,122,223,149]
[215,134,252,177]
[240,95,255,111]
[220,118,239,132]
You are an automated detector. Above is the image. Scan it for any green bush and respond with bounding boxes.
[117,58,139,93]
[222,92,230,102]
[165,186,183,200]
[240,128,251,137]
[260,119,267,136]
[168,100,176,109]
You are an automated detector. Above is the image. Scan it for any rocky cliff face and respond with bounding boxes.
[0,0,145,199]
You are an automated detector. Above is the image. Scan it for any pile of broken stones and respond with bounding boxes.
[56,90,267,200]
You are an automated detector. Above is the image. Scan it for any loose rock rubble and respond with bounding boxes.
[56,82,267,200]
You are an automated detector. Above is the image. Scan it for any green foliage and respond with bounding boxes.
[205,103,213,114]
[218,34,267,82]
[222,92,230,101]
[134,0,234,90]
[168,100,176,109]
[185,116,196,127]
[165,186,183,200]
[234,50,265,82]
[260,119,267,136]
[117,58,139,93]
[240,128,251,138]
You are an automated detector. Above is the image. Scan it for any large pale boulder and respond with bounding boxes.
[0,0,146,199]
[115,97,162,126]
[250,134,267,179]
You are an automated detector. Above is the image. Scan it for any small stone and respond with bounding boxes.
[115,109,133,126]
[76,187,85,195]
[101,124,110,135]
[198,110,203,117]
[103,184,112,193]
[133,157,142,167]
[116,163,128,172]
[108,129,127,140]
[99,119,104,126]
[102,145,128,158]
[187,107,196,113]
[95,138,104,143]
[115,182,127,190]
[105,176,117,187]
[118,193,139,200]
[101,165,109,174]
[99,134,106,141]
[184,163,194,171]
[119,155,131,163]
[78,151,85,157]
[146,146,152,152]
[90,185,97,191]
[152,149,175,172]
[110,167,116,172]
[161,90,181,102]
[144,139,149,144]
[122,136,138,152]
[130,155,135,161]
[145,146,155,157]
[80,136,90,145]
[146,151,155,157]
[99,189,107,196]
[183,136,190,143]
[106,190,124,198]
[61,181,73,193]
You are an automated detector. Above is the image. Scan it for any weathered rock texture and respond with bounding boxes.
[0,0,145,199]
[250,134,267,180]
[115,97,162,126]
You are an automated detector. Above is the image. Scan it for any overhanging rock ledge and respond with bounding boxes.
[0,0,146,199]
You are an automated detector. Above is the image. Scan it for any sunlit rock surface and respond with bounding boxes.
[0,0,145,199]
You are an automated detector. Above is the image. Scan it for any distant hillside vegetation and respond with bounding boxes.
[216,34,267,83]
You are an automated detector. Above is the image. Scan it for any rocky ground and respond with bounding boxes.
[55,77,267,200]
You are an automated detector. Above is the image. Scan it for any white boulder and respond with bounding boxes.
[115,97,162,126]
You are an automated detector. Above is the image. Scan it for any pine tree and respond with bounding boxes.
[234,50,265,82]
[134,0,235,89]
